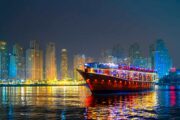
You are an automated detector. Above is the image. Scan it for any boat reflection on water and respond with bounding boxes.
[85,92,158,119]
[0,86,180,119]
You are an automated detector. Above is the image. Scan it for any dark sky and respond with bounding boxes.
[0,0,180,68]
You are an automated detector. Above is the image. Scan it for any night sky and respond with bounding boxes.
[0,0,180,68]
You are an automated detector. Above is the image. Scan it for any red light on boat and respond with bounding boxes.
[101,80,104,84]
[86,79,90,83]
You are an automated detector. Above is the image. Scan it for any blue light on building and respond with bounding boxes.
[9,55,17,78]
[9,44,25,83]
[152,39,172,78]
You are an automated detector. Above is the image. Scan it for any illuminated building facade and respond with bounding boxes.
[129,43,148,68]
[101,44,125,64]
[111,44,125,63]
[150,39,172,78]
[60,49,68,80]
[132,57,148,68]
[129,43,141,64]
[9,44,25,82]
[86,57,94,63]
[45,42,57,81]
[149,44,155,69]
[26,40,43,83]
[0,41,8,81]
[101,49,113,63]
[73,54,85,81]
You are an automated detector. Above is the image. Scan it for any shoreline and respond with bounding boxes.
[0,83,87,87]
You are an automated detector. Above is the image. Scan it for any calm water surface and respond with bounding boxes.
[0,86,180,120]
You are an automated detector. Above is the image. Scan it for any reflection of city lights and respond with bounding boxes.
[85,92,157,119]
[1,86,180,119]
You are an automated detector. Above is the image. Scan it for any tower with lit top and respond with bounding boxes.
[0,41,8,82]
[129,43,148,68]
[26,40,43,83]
[9,44,25,83]
[45,42,57,82]
[60,49,69,80]
[73,54,85,81]
[151,39,172,78]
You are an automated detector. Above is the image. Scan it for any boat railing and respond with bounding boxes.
[84,67,157,82]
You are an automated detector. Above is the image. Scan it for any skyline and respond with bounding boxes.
[0,0,180,67]
[0,38,171,84]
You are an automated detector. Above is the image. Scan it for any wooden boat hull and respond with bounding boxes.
[77,70,155,93]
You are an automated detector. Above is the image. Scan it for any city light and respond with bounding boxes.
[0,39,174,85]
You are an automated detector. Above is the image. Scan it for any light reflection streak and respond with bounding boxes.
[85,92,158,119]
[0,86,180,119]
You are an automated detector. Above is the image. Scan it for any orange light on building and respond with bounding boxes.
[45,42,57,82]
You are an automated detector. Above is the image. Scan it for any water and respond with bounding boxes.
[0,86,180,120]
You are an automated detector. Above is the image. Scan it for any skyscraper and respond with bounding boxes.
[129,43,148,68]
[26,40,43,83]
[45,42,57,82]
[101,49,113,63]
[0,41,8,82]
[101,44,125,64]
[151,39,172,78]
[129,43,141,64]
[86,57,94,63]
[149,44,155,69]
[60,49,68,80]
[112,44,125,63]
[9,44,25,83]
[73,54,85,81]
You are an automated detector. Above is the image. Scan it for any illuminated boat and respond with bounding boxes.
[77,62,158,93]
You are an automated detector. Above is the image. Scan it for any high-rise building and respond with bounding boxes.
[73,54,85,81]
[101,45,125,64]
[0,41,8,82]
[101,49,113,63]
[60,49,68,80]
[112,44,125,63]
[86,57,94,63]
[132,57,148,68]
[26,40,43,83]
[9,44,25,83]
[45,42,57,82]
[129,43,148,68]
[150,39,172,78]
[149,44,155,69]
[129,43,141,63]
